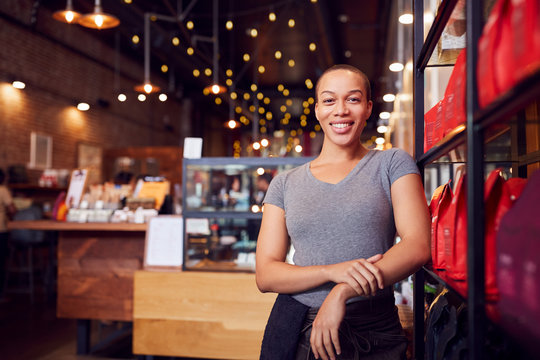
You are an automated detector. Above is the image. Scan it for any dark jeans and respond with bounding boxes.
[296,297,407,360]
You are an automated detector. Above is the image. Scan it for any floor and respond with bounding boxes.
[0,293,210,360]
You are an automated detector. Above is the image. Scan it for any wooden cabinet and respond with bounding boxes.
[133,271,276,359]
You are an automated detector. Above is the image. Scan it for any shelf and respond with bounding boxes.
[416,0,459,71]
[423,266,467,302]
[183,211,263,220]
[475,70,540,131]
[417,125,466,167]
[10,184,67,192]
[7,220,147,232]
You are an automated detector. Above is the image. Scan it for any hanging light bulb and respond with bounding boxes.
[78,0,120,29]
[52,0,82,24]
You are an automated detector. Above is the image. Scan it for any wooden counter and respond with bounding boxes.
[133,271,277,360]
[8,220,147,321]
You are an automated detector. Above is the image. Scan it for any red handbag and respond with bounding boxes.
[429,182,453,270]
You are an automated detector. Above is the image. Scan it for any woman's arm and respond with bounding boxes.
[372,173,431,285]
[255,203,384,296]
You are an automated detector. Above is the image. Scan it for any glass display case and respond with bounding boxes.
[182,157,312,272]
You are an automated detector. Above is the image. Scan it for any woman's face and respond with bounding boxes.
[315,69,373,148]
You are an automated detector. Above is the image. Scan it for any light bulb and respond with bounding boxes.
[211,85,220,94]
[389,62,404,72]
[253,142,261,150]
[383,94,396,102]
[143,84,153,93]
[228,120,237,129]
[95,14,104,28]
[77,102,90,111]
[159,93,167,102]
[379,111,391,119]
[117,93,127,102]
[399,14,413,24]
[377,125,388,133]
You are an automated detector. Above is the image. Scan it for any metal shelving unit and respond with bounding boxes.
[412,0,540,359]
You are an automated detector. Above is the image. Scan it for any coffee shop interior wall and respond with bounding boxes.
[0,0,224,182]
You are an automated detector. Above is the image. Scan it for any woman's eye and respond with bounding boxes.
[348,97,361,103]
[322,98,335,104]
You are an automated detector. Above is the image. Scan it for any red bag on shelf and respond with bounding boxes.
[441,169,468,282]
[430,182,453,271]
[424,102,437,152]
[477,0,503,108]
[497,170,539,342]
[444,49,467,134]
[478,0,540,108]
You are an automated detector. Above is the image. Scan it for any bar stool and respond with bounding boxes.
[4,205,46,303]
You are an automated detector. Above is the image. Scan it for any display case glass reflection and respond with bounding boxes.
[184,161,306,213]
[184,216,261,272]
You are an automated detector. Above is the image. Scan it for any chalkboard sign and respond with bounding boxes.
[144,215,184,270]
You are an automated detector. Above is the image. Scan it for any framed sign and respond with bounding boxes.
[144,215,184,270]
[65,169,88,208]
[29,132,52,169]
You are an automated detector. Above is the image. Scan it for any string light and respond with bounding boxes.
[230,92,238,100]
[243,53,250,62]
[193,69,200,77]
[187,47,194,55]
[77,102,90,111]
[309,43,317,51]
[159,93,167,102]
[172,37,180,46]
[117,93,126,102]
[288,59,295,67]
[226,79,233,86]
[138,94,146,101]
[186,20,194,29]
[132,35,139,44]
[380,111,391,119]
[277,84,284,92]
[274,50,282,59]
[204,68,212,76]
[269,12,276,21]
[12,81,25,89]
[258,65,265,73]
[288,19,295,28]
[226,20,233,30]
[161,64,168,73]
[251,84,258,92]
[250,28,258,37]
[226,69,233,77]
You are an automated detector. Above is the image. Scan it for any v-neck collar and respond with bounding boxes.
[306,150,375,186]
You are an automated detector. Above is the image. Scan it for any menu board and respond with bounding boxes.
[144,215,183,270]
[65,169,88,208]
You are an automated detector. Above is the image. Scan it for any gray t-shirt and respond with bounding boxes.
[263,148,420,307]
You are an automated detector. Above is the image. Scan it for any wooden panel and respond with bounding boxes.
[133,271,277,359]
[57,231,145,321]
[133,319,263,360]
[7,220,147,231]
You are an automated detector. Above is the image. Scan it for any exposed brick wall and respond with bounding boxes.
[0,1,192,182]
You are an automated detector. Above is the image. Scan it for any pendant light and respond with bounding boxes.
[78,0,120,30]
[52,0,82,24]
[203,0,226,95]
[134,13,160,94]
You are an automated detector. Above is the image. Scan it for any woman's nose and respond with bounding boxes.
[335,100,349,116]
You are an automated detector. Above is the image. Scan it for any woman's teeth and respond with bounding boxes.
[331,122,352,129]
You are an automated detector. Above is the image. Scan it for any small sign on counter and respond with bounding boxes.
[144,215,183,270]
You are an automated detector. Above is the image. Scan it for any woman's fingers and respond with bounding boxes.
[331,328,341,356]
[323,330,336,360]
[360,258,385,289]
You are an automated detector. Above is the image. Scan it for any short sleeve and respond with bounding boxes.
[263,172,286,210]
[388,148,420,184]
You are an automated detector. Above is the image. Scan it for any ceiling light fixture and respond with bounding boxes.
[78,0,120,30]
[77,102,90,111]
[203,0,226,95]
[398,13,414,25]
[379,111,391,119]
[383,93,396,102]
[52,0,82,24]
[389,62,404,72]
[135,13,160,93]
[12,81,26,89]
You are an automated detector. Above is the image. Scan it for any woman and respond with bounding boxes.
[256,65,431,360]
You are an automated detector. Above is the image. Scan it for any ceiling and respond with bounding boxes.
[42,0,394,140]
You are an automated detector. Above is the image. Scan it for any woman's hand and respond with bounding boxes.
[324,254,384,296]
[310,283,352,360]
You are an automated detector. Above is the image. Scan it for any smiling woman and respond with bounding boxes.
[256,65,431,360]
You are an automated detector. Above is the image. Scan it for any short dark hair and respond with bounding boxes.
[0,169,4,184]
[315,64,371,102]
